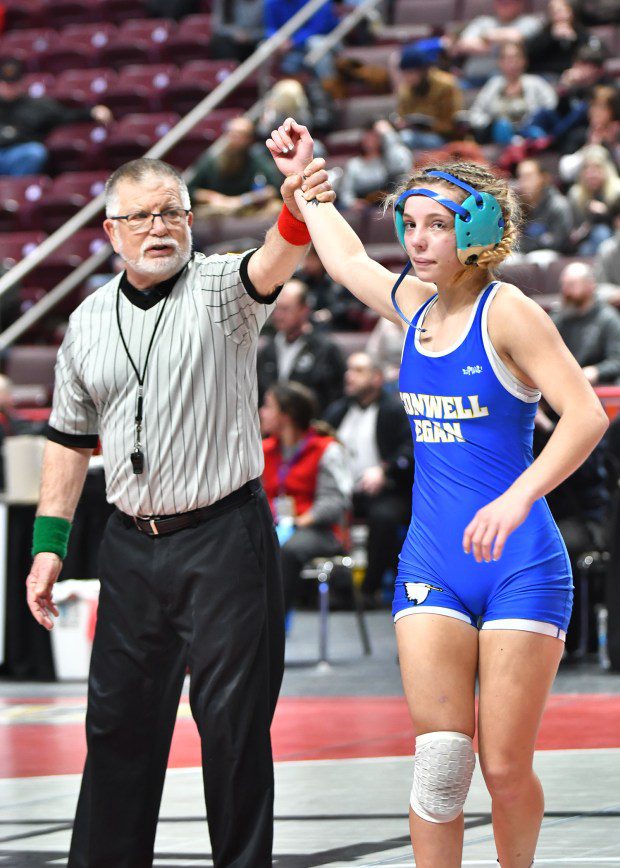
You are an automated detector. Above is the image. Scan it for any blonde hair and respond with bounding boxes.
[573,144,620,210]
[385,161,521,272]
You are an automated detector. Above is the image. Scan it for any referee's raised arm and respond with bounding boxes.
[248,119,335,296]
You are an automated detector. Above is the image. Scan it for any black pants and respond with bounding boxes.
[68,485,284,868]
[280,526,342,612]
[353,491,411,595]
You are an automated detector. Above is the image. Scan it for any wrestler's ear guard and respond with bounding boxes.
[391,170,505,326]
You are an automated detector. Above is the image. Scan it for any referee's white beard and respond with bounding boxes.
[118,230,192,282]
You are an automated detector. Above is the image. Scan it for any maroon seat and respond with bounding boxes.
[45,122,111,174]
[496,261,544,299]
[21,72,56,99]
[34,46,94,74]
[0,176,52,231]
[393,0,457,26]
[6,345,60,391]
[52,67,117,104]
[335,94,397,130]
[96,0,149,23]
[176,14,212,39]
[61,22,118,54]
[0,28,57,56]
[39,0,102,26]
[98,39,156,70]
[117,17,176,44]
[102,112,180,168]
[167,111,237,168]
[28,229,108,289]
[158,34,213,65]
[0,232,47,271]
[161,60,237,113]
[4,0,45,30]
[33,171,108,232]
[105,64,178,115]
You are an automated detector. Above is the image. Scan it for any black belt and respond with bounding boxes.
[118,479,260,537]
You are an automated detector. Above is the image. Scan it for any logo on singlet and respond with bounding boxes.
[404,582,443,605]
[462,365,483,375]
[400,392,489,444]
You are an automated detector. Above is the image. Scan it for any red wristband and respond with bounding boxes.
[277,204,311,246]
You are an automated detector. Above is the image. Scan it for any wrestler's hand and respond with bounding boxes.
[280,157,335,221]
[26,553,62,630]
[462,489,533,563]
[266,117,314,178]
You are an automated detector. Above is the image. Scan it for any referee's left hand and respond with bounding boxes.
[26,553,62,630]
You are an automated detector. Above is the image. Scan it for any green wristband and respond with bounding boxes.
[32,516,72,559]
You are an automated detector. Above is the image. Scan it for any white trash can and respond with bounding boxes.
[50,579,100,680]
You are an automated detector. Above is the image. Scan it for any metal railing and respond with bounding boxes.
[0,0,382,351]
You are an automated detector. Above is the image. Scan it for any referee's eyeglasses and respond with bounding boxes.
[108,208,191,233]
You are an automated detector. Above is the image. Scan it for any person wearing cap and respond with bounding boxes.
[0,58,112,176]
[267,118,607,868]
[391,42,463,151]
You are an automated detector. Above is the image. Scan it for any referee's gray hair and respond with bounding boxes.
[104,158,191,216]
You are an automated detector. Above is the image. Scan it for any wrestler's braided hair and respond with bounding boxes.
[386,161,521,271]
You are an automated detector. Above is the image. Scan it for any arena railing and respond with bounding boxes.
[0,0,383,352]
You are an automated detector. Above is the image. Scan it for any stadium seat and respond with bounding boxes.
[98,39,157,70]
[27,229,108,289]
[45,122,110,174]
[0,28,57,58]
[393,0,458,26]
[4,0,44,30]
[363,210,398,245]
[0,232,47,271]
[176,14,212,39]
[167,111,237,167]
[96,0,149,24]
[39,0,100,26]
[35,46,93,75]
[101,113,180,168]
[104,64,178,115]
[496,261,544,299]
[52,67,117,104]
[117,17,176,45]
[335,94,398,130]
[6,345,60,390]
[158,34,213,65]
[21,72,56,99]
[161,61,238,114]
[324,128,365,157]
[61,22,118,54]
[0,176,52,231]
[33,171,108,232]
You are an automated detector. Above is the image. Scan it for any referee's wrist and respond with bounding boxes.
[32,515,72,560]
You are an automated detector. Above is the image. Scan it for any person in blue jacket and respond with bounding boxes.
[267,118,609,868]
[264,0,338,81]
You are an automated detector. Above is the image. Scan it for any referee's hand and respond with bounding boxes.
[26,553,62,631]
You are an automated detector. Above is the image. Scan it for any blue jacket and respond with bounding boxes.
[264,0,338,47]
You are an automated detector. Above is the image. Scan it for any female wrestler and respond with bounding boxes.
[266,119,608,867]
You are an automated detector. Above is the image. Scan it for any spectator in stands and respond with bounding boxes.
[534,405,610,659]
[390,42,463,151]
[210,0,264,61]
[468,41,557,145]
[256,78,335,141]
[552,260,620,384]
[296,246,367,331]
[0,58,112,177]
[594,197,620,302]
[257,278,346,412]
[568,144,620,255]
[324,352,413,606]
[517,158,573,255]
[189,116,282,217]
[264,0,339,83]
[450,0,543,85]
[526,0,589,76]
[260,381,351,617]
[337,119,412,211]
[560,85,620,163]
[365,318,405,386]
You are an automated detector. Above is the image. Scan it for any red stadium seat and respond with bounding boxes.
[117,17,176,44]
[496,261,545,299]
[161,59,237,113]
[4,0,45,30]
[101,113,180,168]
[0,176,52,231]
[158,34,213,65]
[176,14,212,39]
[34,46,94,74]
[96,0,149,24]
[0,232,47,271]
[335,94,398,130]
[33,171,108,232]
[52,68,117,104]
[27,229,108,289]
[21,72,56,99]
[6,345,60,390]
[0,29,57,56]
[104,64,178,115]
[39,0,100,26]
[393,0,457,26]
[98,39,157,70]
[61,23,118,53]
[45,122,111,173]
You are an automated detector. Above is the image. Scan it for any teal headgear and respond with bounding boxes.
[391,170,505,327]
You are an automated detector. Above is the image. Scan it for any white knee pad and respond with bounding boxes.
[410,731,476,823]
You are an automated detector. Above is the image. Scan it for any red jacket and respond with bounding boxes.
[262,428,334,520]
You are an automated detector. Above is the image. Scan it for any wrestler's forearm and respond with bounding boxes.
[37,440,93,520]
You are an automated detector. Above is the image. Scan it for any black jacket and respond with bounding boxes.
[257,330,346,413]
[0,96,93,147]
[324,391,414,494]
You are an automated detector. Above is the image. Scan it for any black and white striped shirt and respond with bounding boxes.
[48,251,279,517]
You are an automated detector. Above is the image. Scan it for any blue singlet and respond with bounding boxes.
[393,282,573,637]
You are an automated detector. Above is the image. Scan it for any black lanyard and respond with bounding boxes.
[116,285,171,474]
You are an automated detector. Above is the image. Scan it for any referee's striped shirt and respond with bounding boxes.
[48,250,279,517]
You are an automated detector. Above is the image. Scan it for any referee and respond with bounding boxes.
[26,136,333,867]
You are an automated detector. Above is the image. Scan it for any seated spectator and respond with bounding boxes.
[551,260,620,384]
[390,42,463,151]
[260,381,352,617]
[337,119,412,211]
[468,41,557,145]
[296,246,367,331]
[188,116,282,217]
[567,144,620,254]
[560,85,620,165]
[449,0,543,86]
[517,158,573,255]
[264,0,339,83]
[209,0,264,61]
[0,58,112,176]
[594,197,620,302]
[526,0,589,77]
[325,352,413,606]
[257,278,346,413]
[534,405,610,658]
